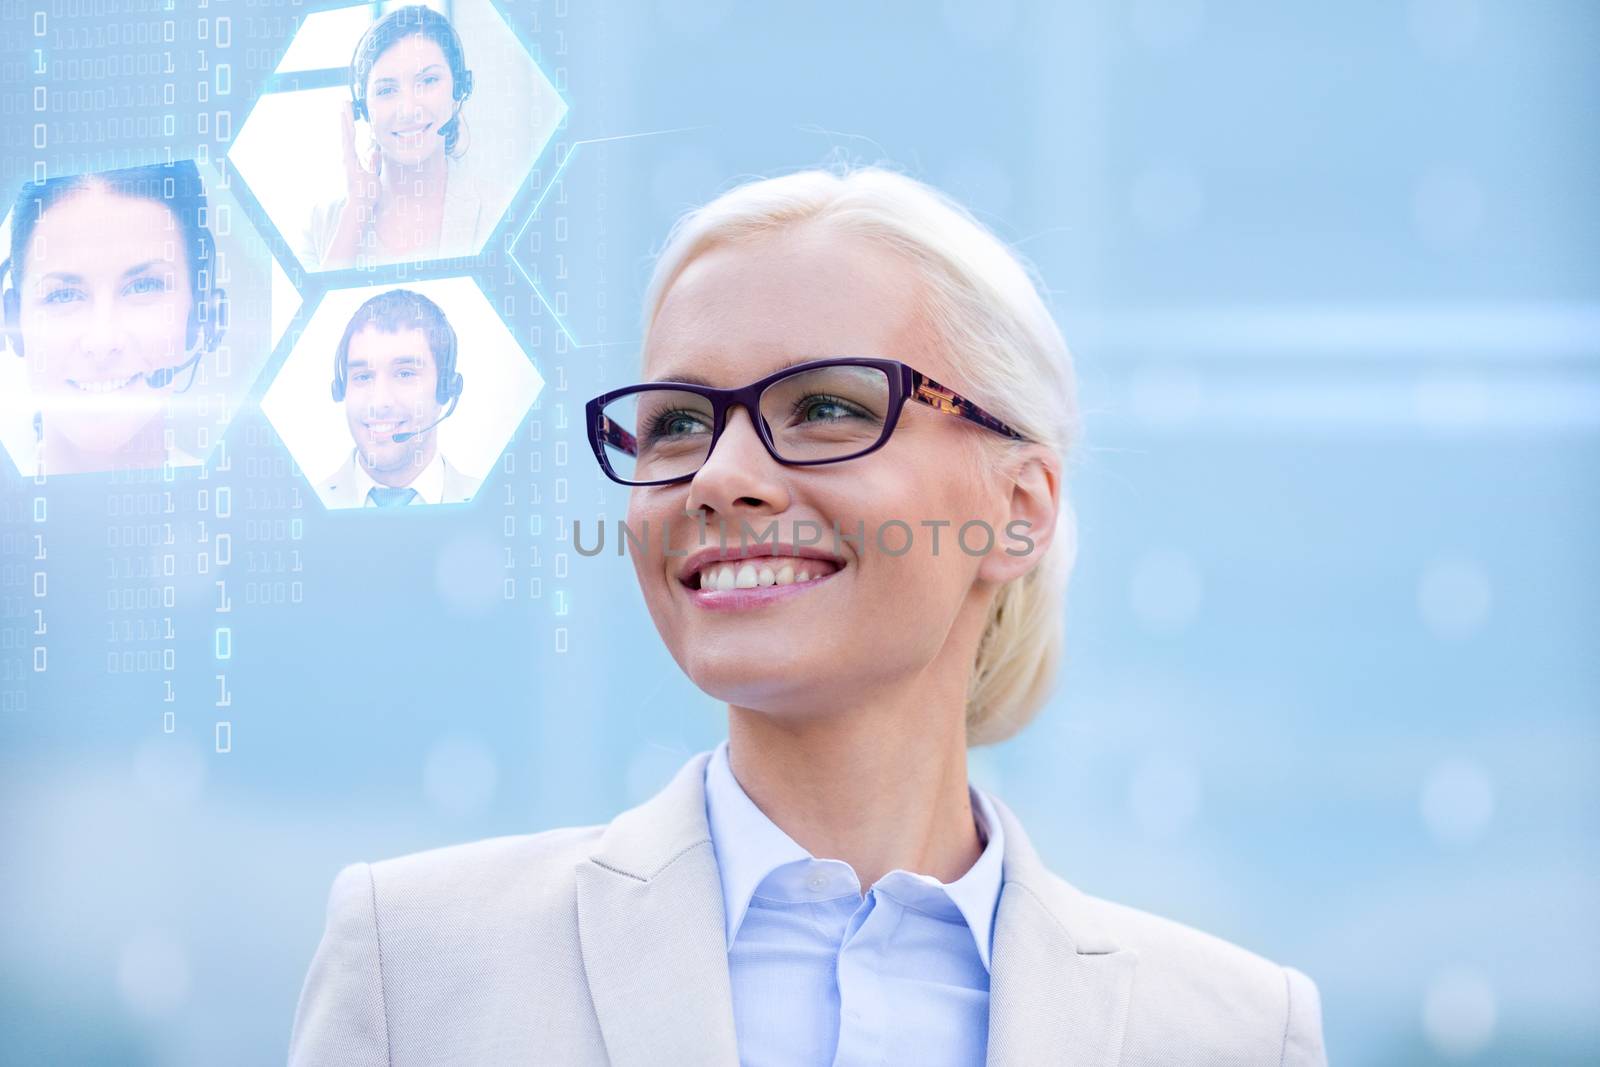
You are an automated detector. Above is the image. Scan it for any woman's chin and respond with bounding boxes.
[679,645,864,713]
[61,424,139,451]
[380,140,443,169]
[44,412,163,467]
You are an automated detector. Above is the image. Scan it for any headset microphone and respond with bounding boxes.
[143,348,204,390]
[391,391,458,443]
[137,284,224,391]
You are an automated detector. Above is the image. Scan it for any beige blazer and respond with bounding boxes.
[288,749,1327,1065]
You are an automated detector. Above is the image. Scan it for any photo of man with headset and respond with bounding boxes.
[319,287,481,508]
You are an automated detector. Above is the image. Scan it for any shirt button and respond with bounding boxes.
[807,874,828,891]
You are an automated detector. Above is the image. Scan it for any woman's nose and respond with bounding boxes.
[77,301,126,363]
[684,404,789,518]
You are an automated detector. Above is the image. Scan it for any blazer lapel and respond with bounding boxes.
[321,452,362,510]
[575,750,740,1067]
[984,792,1138,1067]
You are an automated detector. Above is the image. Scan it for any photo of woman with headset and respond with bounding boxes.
[1,160,227,477]
[301,4,485,271]
[289,166,1329,1064]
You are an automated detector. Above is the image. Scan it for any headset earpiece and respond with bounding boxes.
[332,350,347,403]
[2,282,21,359]
[433,318,462,405]
[349,17,372,124]
[194,284,227,355]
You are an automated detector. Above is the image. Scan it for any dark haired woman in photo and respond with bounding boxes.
[1,160,225,476]
[302,4,485,270]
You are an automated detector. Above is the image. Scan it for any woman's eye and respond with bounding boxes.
[796,395,866,422]
[125,275,168,296]
[421,75,439,87]
[41,287,84,305]
[643,410,710,440]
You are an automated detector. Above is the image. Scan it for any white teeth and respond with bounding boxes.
[72,376,136,394]
[695,558,836,591]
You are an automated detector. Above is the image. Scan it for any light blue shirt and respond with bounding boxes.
[703,738,1006,1067]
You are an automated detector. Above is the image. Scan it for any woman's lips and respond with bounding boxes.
[685,566,839,612]
[67,371,142,394]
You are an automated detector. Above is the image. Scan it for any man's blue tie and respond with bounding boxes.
[367,486,419,508]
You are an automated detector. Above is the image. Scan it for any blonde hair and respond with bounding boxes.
[641,165,1080,746]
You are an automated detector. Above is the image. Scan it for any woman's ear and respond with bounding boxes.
[978,445,1062,586]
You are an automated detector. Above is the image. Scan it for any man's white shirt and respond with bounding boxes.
[348,448,445,507]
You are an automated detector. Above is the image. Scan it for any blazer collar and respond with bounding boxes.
[576,749,740,1067]
[575,748,1137,1067]
[981,788,1138,1065]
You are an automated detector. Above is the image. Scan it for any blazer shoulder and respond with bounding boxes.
[318,455,355,497]
[1072,887,1328,1066]
[368,823,605,916]
[292,825,612,1064]
[439,457,483,503]
[365,828,606,1014]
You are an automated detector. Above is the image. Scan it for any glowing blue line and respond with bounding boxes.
[509,125,711,350]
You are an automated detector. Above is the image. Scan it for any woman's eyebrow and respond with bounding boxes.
[35,261,168,286]
[649,371,711,386]
[416,64,444,76]
[648,354,821,387]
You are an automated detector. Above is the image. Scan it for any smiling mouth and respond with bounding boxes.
[691,558,841,591]
[67,371,142,395]
[391,124,432,139]
[364,420,408,438]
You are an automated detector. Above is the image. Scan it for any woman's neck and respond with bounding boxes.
[379,147,449,201]
[40,415,168,475]
[725,675,984,897]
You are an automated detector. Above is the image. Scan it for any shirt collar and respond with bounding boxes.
[443,152,479,206]
[703,737,1006,971]
[349,447,446,506]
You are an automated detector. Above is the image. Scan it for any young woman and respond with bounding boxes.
[2,161,225,476]
[290,168,1328,1065]
[300,4,485,271]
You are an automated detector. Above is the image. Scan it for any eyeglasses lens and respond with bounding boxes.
[598,365,892,483]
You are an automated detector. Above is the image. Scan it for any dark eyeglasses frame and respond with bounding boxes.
[584,356,1027,487]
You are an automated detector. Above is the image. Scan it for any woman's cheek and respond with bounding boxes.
[625,499,674,599]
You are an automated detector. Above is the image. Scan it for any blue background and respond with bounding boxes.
[2,0,1596,1063]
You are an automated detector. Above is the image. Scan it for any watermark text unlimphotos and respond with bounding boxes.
[572,514,1036,558]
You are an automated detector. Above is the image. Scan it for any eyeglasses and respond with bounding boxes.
[584,356,1026,487]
